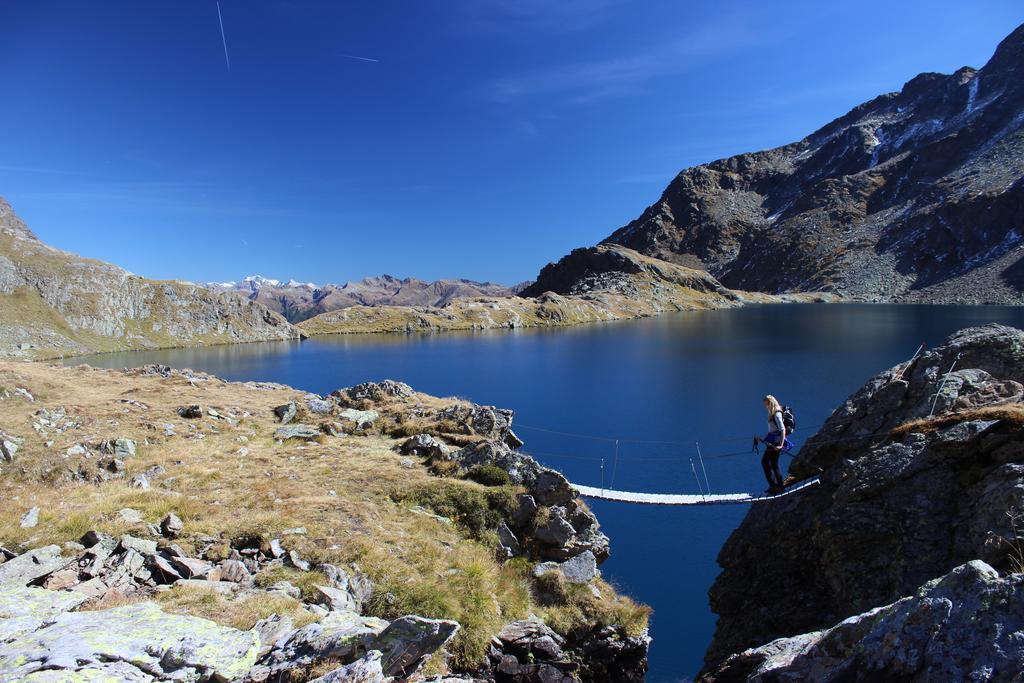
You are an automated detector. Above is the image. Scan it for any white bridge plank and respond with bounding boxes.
[573,477,820,506]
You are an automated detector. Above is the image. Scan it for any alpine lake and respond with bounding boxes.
[71,303,1024,681]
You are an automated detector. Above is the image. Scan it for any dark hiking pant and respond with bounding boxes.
[762,446,783,488]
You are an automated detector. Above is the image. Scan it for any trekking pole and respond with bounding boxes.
[929,352,962,418]
[690,459,706,502]
[696,441,710,494]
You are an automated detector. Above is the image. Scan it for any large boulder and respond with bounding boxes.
[0,601,260,681]
[703,561,1024,682]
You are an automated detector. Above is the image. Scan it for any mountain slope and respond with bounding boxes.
[600,23,1024,303]
[0,199,302,359]
[209,275,518,323]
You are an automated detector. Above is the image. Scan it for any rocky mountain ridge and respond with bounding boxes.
[529,23,1024,304]
[701,324,1024,680]
[208,273,521,323]
[0,198,303,360]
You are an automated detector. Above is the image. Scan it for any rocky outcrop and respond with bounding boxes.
[0,197,303,359]
[592,24,1024,303]
[704,324,1024,676]
[208,274,519,323]
[521,244,739,302]
[704,561,1024,682]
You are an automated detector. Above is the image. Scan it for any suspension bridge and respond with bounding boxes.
[513,419,834,506]
[572,476,821,506]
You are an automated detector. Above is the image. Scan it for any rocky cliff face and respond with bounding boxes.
[703,324,1024,678]
[0,198,303,359]
[209,274,518,323]
[600,24,1024,303]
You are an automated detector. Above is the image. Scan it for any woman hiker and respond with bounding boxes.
[754,394,792,493]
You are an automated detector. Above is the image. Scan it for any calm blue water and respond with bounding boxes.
[72,304,1024,681]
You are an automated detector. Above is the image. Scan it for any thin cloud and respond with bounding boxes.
[484,19,773,105]
[216,2,231,72]
[340,53,380,63]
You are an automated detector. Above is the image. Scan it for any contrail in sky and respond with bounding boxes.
[216,2,231,72]
[340,53,379,63]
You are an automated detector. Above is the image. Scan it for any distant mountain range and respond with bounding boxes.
[207,275,528,323]
[537,23,1024,304]
[0,199,301,359]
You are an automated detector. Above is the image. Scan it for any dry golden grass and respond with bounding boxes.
[891,403,1024,436]
[155,583,317,631]
[0,360,648,671]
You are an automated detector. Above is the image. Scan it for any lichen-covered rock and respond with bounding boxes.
[0,601,260,681]
[249,610,388,681]
[0,545,65,586]
[703,561,1024,682]
[275,424,320,441]
[0,584,88,644]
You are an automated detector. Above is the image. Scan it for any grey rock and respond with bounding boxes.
[253,610,388,679]
[337,380,414,402]
[273,401,297,424]
[0,433,19,462]
[533,469,575,506]
[0,545,64,586]
[146,553,184,583]
[511,494,539,528]
[113,437,137,458]
[534,551,598,584]
[0,583,89,644]
[532,507,576,547]
[129,473,150,489]
[375,615,460,678]
[706,561,1024,682]
[220,559,252,584]
[338,408,379,428]
[0,601,260,681]
[400,433,449,459]
[251,614,295,658]
[119,535,158,557]
[308,650,386,683]
[288,550,311,572]
[315,585,358,612]
[19,506,39,529]
[497,522,522,559]
[269,538,285,559]
[170,556,214,579]
[117,508,145,525]
[269,580,301,599]
[275,424,320,441]
[307,398,334,415]
[161,512,184,538]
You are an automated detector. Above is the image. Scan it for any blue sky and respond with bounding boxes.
[2,1,1023,285]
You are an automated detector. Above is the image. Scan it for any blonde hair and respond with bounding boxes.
[763,394,782,415]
